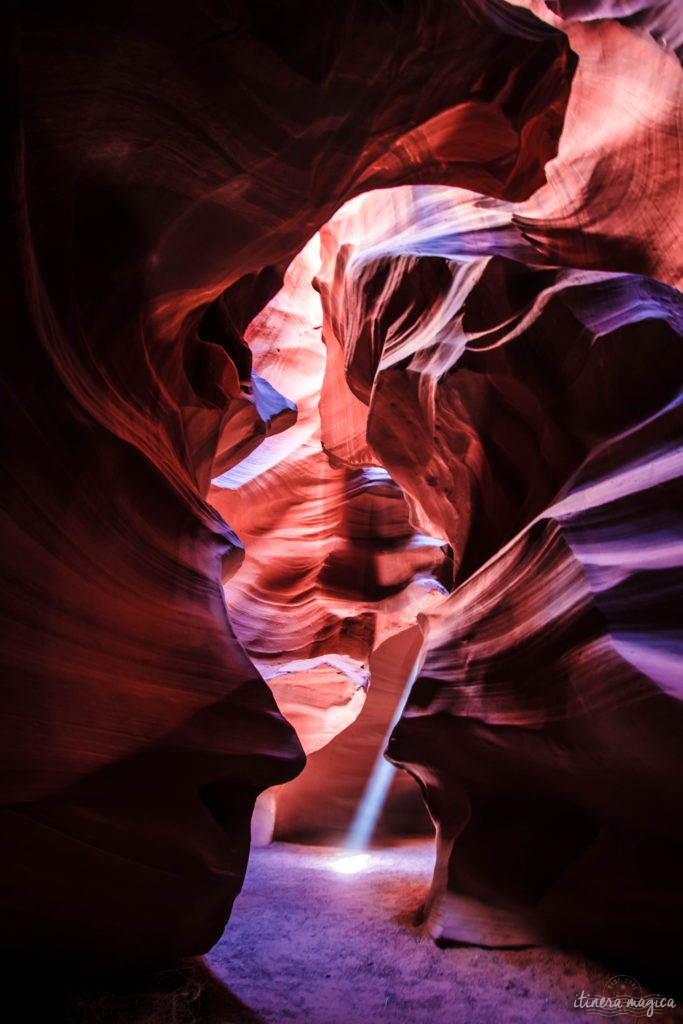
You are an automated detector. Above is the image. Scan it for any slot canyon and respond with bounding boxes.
[2,0,682,1021]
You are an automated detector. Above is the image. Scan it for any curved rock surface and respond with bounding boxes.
[211,238,447,761]
[311,168,683,967]
[2,0,577,966]
[2,0,681,976]
[390,434,683,965]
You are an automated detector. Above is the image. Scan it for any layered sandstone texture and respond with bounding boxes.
[2,0,681,972]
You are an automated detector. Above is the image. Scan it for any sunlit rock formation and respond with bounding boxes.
[211,238,447,766]
[273,624,435,845]
[2,0,577,967]
[307,170,683,966]
[541,0,683,58]
[2,0,681,978]
[288,6,680,963]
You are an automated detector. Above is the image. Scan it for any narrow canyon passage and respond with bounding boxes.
[3,1,683,1021]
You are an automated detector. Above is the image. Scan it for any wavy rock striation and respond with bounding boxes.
[313,169,683,965]
[2,0,681,974]
[2,0,576,966]
[315,198,683,969]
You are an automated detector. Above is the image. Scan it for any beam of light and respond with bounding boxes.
[341,641,425,857]
[343,758,397,854]
[330,853,370,874]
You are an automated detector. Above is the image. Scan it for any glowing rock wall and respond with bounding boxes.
[308,170,683,968]
[2,0,681,971]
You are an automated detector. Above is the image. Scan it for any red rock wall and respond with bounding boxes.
[2,0,681,973]
[309,165,683,968]
[2,0,575,965]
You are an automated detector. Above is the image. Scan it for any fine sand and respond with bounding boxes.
[208,841,681,1024]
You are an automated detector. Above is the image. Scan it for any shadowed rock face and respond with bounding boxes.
[2,0,681,975]
[2,0,576,966]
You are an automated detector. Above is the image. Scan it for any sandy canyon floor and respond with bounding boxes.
[208,841,682,1024]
